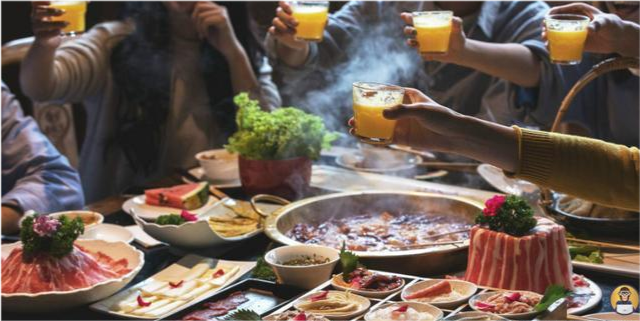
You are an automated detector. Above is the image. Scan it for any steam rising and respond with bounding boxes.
[280,19,422,133]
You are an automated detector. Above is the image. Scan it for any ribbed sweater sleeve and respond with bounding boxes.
[512,126,639,211]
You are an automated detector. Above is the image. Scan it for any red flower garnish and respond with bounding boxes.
[137,295,151,307]
[212,269,225,278]
[292,312,307,321]
[392,304,409,313]
[474,301,496,312]
[180,210,198,222]
[483,195,506,217]
[169,280,183,288]
[310,291,329,302]
[350,276,362,289]
[572,274,588,288]
[504,292,522,302]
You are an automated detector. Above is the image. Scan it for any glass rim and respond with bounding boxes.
[546,14,590,22]
[412,10,453,17]
[290,1,330,6]
[353,82,405,93]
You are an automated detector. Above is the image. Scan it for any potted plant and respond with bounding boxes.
[225,93,337,199]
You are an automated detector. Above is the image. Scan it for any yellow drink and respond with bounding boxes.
[545,14,590,65]
[50,1,87,35]
[292,4,329,42]
[352,82,405,145]
[547,29,588,63]
[413,11,453,54]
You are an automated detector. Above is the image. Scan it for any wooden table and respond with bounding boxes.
[2,168,638,319]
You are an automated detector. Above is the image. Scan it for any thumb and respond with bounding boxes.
[452,16,463,32]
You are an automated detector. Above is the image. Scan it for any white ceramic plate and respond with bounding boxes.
[331,273,405,298]
[477,164,539,196]
[182,167,242,188]
[80,223,134,243]
[468,291,543,320]
[401,279,477,309]
[294,290,371,320]
[569,275,603,316]
[122,194,219,221]
[90,254,255,319]
[130,202,279,249]
[364,301,443,321]
[2,240,144,313]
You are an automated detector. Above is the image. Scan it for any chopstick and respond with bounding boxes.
[388,145,437,160]
[417,162,479,173]
[566,237,640,251]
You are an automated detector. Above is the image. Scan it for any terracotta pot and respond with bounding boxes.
[238,156,312,200]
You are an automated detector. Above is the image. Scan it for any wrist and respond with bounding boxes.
[221,41,247,62]
[454,39,475,66]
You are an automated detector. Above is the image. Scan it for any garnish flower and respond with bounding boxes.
[482,195,506,217]
[180,210,198,222]
[32,215,61,237]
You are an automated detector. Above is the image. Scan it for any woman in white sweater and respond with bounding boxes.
[22,2,281,202]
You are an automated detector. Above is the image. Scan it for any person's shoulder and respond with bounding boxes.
[91,21,135,37]
[60,21,134,51]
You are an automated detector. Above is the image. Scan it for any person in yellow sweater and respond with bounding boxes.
[350,3,639,211]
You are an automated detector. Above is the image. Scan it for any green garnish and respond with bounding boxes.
[476,195,537,237]
[156,214,186,225]
[224,309,261,321]
[20,214,84,259]
[568,242,604,264]
[225,93,338,160]
[340,243,360,282]
[534,285,572,312]
[252,256,276,281]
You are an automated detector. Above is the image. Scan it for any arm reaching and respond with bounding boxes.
[349,88,639,211]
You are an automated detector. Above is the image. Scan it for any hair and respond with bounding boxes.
[109,2,264,174]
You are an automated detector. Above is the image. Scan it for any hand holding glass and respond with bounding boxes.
[291,1,329,42]
[412,11,453,55]
[352,82,405,145]
[49,1,87,36]
[545,14,590,65]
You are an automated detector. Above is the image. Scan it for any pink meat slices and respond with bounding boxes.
[1,244,131,294]
[182,292,249,321]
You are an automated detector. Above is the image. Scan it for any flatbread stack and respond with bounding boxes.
[208,201,261,237]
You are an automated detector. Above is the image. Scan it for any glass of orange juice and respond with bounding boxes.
[545,14,590,65]
[352,82,405,145]
[291,1,329,42]
[49,1,87,36]
[412,11,453,55]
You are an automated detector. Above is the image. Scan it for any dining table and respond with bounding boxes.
[2,155,639,320]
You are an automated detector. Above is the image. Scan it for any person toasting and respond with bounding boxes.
[21,2,281,202]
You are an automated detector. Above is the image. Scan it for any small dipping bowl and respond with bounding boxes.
[47,210,104,230]
[265,245,339,289]
[195,149,238,182]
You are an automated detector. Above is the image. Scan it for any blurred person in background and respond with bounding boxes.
[21,2,281,202]
[2,82,84,235]
[347,10,639,211]
[268,1,561,128]
[543,2,639,147]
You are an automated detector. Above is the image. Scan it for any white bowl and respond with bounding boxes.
[195,149,239,182]
[331,273,405,298]
[294,290,370,319]
[130,202,278,249]
[401,279,477,309]
[265,245,339,289]
[2,239,144,313]
[364,301,443,321]
[21,210,104,230]
[79,223,134,243]
[468,291,543,320]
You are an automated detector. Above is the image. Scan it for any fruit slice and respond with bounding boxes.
[144,182,209,210]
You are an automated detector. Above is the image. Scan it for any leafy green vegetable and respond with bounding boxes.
[340,243,360,282]
[224,309,261,321]
[252,256,276,281]
[225,93,338,160]
[534,285,571,312]
[156,214,186,225]
[573,251,604,264]
[20,214,84,259]
[475,195,537,237]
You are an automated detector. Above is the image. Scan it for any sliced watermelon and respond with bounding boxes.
[144,182,209,210]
